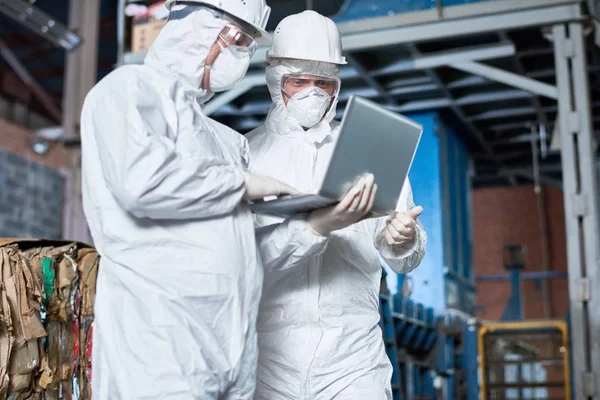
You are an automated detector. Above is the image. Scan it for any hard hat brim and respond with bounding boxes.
[266,54,348,65]
[231,17,271,46]
[166,0,272,45]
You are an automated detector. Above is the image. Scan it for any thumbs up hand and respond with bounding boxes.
[381,206,423,246]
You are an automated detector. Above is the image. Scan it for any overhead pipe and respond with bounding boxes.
[0,0,81,51]
[476,270,568,282]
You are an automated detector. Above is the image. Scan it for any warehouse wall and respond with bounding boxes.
[0,118,71,239]
[472,185,568,320]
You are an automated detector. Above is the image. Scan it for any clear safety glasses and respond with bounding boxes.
[217,24,257,58]
[281,75,338,98]
[167,4,257,58]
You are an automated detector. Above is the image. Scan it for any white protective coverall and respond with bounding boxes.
[80,7,263,399]
[247,59,427,399]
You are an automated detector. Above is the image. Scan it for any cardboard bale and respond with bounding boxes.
[0,239,99,400]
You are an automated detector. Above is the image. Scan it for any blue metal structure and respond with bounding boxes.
[500,265,524,321]
[379,286,479,399]
[376,112,479,399]
[476,270,568,282]
[381,112,474,312]
[332,0,492,23]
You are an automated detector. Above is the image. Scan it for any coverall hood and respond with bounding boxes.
[265,58,341,138]
[144,6,226,102]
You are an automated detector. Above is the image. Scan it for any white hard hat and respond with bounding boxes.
[267,10,347,65]
[165,0,272,45]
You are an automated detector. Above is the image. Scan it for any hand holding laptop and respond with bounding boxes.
[306,174,377,236]
[243,172,299,201]
[249,96,423,219]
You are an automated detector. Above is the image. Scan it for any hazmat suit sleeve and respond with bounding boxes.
[254,215,329,272]
[82,80,246,220]
[374,178,427,274]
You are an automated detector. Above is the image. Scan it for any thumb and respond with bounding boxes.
[408,206,423,220]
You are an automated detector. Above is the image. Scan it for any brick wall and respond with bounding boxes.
[472,185,569,320]
[0,118,72,239]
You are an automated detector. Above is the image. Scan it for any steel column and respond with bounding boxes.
[553,22,600,399]
[464,321,479,400]
[62,0,101,137]
[61,0,100,244]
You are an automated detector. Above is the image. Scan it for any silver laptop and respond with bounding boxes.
[249,95,423,218]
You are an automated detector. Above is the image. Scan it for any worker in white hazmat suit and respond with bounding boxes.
[79,1,298,398]
[248,11,427,399]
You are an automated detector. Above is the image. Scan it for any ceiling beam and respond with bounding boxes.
[446,63,600,89]
[0,0,81,51]
[370,42,515,77]
[340,4,581,51]
[477,162,564,174]
[26,59,114,81]
[473,150,533,161]
[213,88,557,119]
[249,2,582,65]
[490,130,600,146]
[334,0,583,34]
[499,31,550,130]
[1,69,31,103]
[0,32,41,48]
[0,38,61,122]
[345,53,396,105]
[15,42,55,64]
[210,43,517,115]
[500,168,563,189]
[405,42,517,185]
[450,61,558,99]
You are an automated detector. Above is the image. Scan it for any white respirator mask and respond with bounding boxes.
[209,46,251,92]
[284,86,332,128]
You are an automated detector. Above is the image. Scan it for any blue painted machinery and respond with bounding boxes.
[379,275,479,400]
[381,112,475,310]
[377,112,479,399]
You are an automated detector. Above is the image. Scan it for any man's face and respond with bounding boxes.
[281,74,337,105]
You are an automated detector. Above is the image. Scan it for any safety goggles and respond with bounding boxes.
[168,4,257,57]
[281,74,338,97]
[217,24,257,58]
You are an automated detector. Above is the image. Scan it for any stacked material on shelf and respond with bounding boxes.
[130,1,168,53]
[0,239,98,400]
